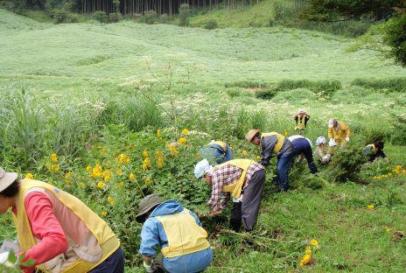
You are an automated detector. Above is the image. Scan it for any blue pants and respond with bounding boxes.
[291,138,318,174]
[276,152,295,191]
[163,248,213,273]
[89,248,125,273]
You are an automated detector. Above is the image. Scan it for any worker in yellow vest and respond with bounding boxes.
[136,194,212,273]
[294,109,310,134]
[194,159,265,232]
[0,168,123,273]
[328,119,351,147]
[200,140,233,164]
[245,129,295,191]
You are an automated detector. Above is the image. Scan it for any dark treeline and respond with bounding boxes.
[3,0,260,15]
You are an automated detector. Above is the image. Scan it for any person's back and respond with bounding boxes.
[138,198,212,273]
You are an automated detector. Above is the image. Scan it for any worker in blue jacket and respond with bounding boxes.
[288,135,318,174]
[137,194,213,273]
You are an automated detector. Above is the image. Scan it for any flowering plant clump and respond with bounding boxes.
[299,239,320,267]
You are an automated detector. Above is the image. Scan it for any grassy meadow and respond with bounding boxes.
[0,6,406,273]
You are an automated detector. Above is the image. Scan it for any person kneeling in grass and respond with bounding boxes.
[328,119,351,148]
[194,159,265,232]
[0,167,124,273]
[245,129,294,191]
[315,136,332,164]
[200,140,233,164]
[363,140,386,162]
[288,135,318,174]
[137,194,213,273]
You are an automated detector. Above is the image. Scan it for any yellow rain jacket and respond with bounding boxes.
[328,121,350,144]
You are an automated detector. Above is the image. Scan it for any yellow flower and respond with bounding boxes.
[384,226,392,233]
[305,246,312,255]
[107,196,115,206]
[300,253,312,267]
[310,239,319,248]
[167,143,179,156]
[156,129,161,138]
[144,177,153,186]
[48,163,60,173]
[394,165,402,175]
[117,153,130,165]
[86,165,92,173]
[181,128,190,136]
[100,211,108,217]
[116,168,123,176]
[178,137,187,145]
[50,153,58,163]
[129,172,137,182]
[97,181,105,190]
[92,163,103,178]
[25,173,34,179]
[102,170,112,182]
[143,157,151,170]
[155,150,164,169]
[284,130,288,136]
[367,204,375,210]
[142,149,149,159]
[64,172,73,184]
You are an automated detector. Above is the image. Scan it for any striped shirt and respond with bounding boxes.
[208,162,264,212]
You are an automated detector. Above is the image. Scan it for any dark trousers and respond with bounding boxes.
[230,169,265,232]
[89,248,125,273]
[293,146,318,174]
[276,152,295,191]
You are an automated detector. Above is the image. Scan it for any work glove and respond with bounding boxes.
[321,154,331,164]
[328,138,336,147]
[143,261,153,273]
[345,137,350,142]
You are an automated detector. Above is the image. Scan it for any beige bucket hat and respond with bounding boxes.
[245,129,260,142]
[0,168,18,193]
[136,194,162,223]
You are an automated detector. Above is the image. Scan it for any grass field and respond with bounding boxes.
[0,7,406,273]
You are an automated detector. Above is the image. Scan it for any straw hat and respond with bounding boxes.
[136,194,162,223]
[245,129,260,142]
[0,168,18,193]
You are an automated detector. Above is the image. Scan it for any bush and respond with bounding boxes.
[255,89,277,100]
[140,10,158,24]
[49,8,78,23]
[158,13,170,23]
[305,0,402,20]
[325,139,369,182]
[93,11,109,23]
[384,14,406,66]
[204,19,218,30]
[178,3,190,27]
[108,12,122,23]
[275,79,342,97]
[351,77,406,92]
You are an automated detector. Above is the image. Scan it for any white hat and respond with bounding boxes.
[0,168,18,193]
[194,159,212,179]
[315,136,326,146]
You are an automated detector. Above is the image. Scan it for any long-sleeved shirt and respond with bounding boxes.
[260,135,294,166]
[19,192,69,273]
[328,121,350,143]
[208,162,264,212]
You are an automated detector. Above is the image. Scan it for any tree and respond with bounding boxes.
[384,13,406,66]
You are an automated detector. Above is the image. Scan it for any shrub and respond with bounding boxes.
[49,8,78,23]
[275,79,342,97]
[351,77,406,92]
[204,19,218,30]
[325,139,369,182]
[159,13,170,23]
[140,10,158,24]
[108,12,122,23]
[178,3,190,27]
[93,11,109,23]
[255,89,277,100]
[384,14,406,66]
